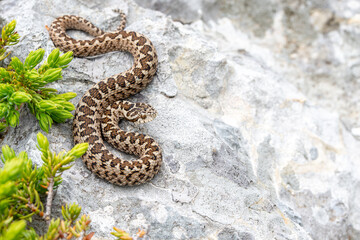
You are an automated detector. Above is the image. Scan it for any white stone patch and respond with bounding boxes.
[172,226,188,240]
[150,204,168,223]
[129,213,148,229]
[312,206,329,225]
[88,206,116,234]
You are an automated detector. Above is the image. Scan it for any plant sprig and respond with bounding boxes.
[0,132,90,239]
[0,20,20,61]
[0,20,76,133]
[0,132,143,239]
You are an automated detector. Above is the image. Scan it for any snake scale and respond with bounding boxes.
[48,10,162,185]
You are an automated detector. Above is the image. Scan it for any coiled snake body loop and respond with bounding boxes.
[48,10,162,185]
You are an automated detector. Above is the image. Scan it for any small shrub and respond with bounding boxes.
[0,20,76,133]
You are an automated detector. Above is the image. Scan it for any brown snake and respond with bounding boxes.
[48,10,162,185]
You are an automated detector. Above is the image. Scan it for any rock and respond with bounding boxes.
[1,0,360,239]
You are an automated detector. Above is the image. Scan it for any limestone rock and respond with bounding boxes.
[1,0,359,239]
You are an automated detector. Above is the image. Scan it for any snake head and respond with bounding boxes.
[124,102,157,124]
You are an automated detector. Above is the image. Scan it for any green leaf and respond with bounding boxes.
[20,228,39,240]
[37,112,53,133]
[0,122,7,132]
[0,155,24,184]
[39,88,58,94]
[45,218,61,239]
[56,92,76,101]
[24,49,45,70]
[62,203,81,222]
[0,20,19,61]
[60,156,74,166]
[9,91,32,105]
[50,109,73,123]
[38,100,56,111]
[47,49,60,67]
[0,67,11,82]
[111,227,132,240]
[2,220,26,240]
[1,145,16,162]
[36,132,49,151]
[0,182,16,198]
[18,151,28,160]
[24,69,40,81]
[1,25,6,41]
[9,57,24,73]
[57,51,73,67]
[7,33,20,45]
[27,102,36,115]
[68,143,89,158]
[4,20,17,35]
[2,20,16,41]
[0,103,9,118]
[7,110,19,127]
[58,101,75,111]
[0,84,15,99]
[42,68,62,83]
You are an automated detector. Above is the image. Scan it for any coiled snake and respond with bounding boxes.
[48,10,162,185]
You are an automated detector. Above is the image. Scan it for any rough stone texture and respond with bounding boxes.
[1,0,359,239]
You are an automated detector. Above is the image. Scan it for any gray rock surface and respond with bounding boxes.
[1,0,360,239]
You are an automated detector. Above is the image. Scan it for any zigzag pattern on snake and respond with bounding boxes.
[48,10,162,185]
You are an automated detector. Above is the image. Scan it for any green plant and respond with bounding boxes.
[0,132,90,239]
[0,133,148,239]
[0,20,20,61]
[0,20,76,133]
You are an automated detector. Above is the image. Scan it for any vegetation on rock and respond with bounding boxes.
[0,20,75,133]
[0,132,90,239]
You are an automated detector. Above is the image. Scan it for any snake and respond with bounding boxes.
[48,10,162,186]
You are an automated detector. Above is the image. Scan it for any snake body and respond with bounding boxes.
[48,10,162,185]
